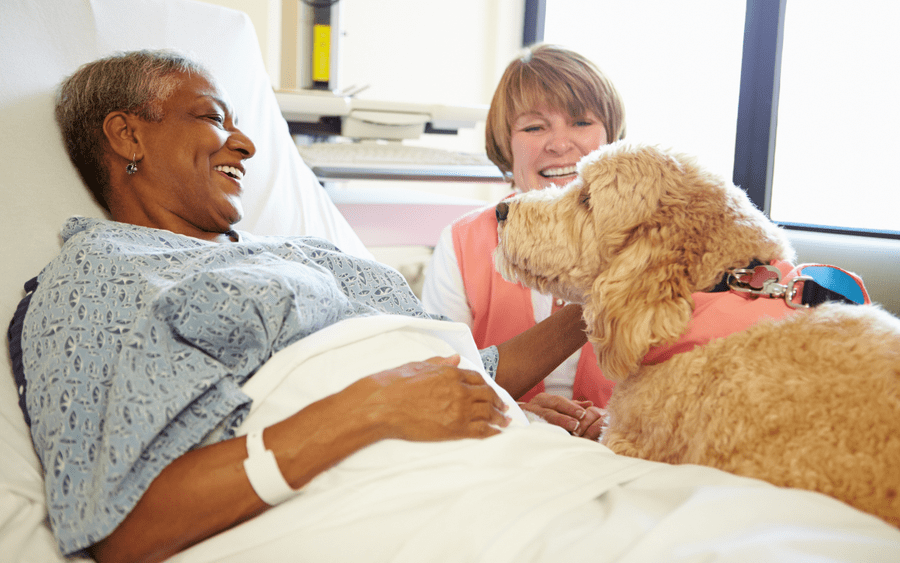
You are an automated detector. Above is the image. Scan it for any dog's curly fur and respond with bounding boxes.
[494,141,900,527]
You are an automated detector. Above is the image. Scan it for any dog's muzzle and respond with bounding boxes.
[495,202,509,222]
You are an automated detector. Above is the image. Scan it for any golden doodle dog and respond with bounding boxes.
[493,141,900,527]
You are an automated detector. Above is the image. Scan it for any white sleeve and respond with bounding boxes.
[421,225,473,327]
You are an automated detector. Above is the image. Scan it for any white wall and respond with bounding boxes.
[338,1,521,106]
[194,0,283,82]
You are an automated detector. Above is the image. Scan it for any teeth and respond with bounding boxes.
[540,165,576,178]
[215,165,243,180]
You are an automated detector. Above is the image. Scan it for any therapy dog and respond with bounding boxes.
[493,141,900,527]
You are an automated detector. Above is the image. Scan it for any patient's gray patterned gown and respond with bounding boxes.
[20,216,498,555]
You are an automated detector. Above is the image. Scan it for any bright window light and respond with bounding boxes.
[771,1,900,233]
[543,0,745,181]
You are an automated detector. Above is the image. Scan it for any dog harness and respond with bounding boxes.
[642,260,870,365]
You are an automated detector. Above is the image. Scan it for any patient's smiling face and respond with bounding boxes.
[510,105,608,193]
[127,71,256,240]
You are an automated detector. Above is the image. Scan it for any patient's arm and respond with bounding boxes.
[493,303,588,399]
[89,355,509,563]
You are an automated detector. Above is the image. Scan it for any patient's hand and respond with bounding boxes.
[520,393,604,440]
[348,355,511,442]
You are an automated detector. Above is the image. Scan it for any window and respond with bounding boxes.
[772,1,900,233]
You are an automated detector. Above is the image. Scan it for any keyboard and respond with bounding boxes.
[295,142,505,182]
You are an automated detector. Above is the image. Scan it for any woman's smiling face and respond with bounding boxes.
[509,105,608,193]
[130,71,256,239]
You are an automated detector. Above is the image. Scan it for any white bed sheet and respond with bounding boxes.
[171,316,900,563]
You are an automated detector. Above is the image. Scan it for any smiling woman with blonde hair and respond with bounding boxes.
[485,44,626,184]
[423,44,626,437]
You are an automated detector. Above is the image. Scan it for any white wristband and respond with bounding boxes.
[243,429,297,505]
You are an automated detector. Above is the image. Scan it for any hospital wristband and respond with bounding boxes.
[243,429,297,505]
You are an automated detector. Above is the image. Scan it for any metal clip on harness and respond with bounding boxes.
[726,264,813,310]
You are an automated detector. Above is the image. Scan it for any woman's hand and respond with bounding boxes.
[519,393,605,440]
[347,355,511,442]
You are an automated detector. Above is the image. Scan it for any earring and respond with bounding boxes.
[126,154,138,175]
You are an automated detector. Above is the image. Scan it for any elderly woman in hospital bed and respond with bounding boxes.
[4,2,900,563]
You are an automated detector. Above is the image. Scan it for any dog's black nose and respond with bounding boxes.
[496,202,509,222]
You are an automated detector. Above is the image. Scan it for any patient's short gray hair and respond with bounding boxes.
[55,50,208,211]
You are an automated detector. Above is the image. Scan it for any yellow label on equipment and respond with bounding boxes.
[313,24,331,82]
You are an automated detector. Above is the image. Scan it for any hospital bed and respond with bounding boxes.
[2,1,899,561]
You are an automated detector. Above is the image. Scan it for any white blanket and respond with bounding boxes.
[173,316,900,562]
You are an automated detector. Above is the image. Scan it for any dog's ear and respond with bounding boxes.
[578,143,696,379]
[583,241,695,381]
